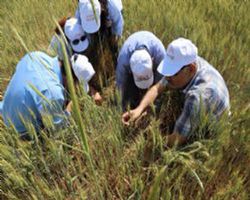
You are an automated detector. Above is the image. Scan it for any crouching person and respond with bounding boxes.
[116,31,165,112]
[0,51,95,140]
[122,38,230,147]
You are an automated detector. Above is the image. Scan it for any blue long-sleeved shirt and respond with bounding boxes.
[75,0,124,36]
[1,51,68,133]
[116,31,165,89]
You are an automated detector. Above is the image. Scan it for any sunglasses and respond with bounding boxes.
[72,35,87,45]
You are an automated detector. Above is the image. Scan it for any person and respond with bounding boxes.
[116,31,165,111]
[75,0,124,70]
[48,17,103,104]
[75,0,123,39]
[48,17,89,59]
[0,51,95,140]
[122,38,230,147]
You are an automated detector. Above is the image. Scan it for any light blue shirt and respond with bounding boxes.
[1,51,67,133]
[75,0,124,36]
[116,31,166,89]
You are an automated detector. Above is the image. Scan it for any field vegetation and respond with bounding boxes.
[0,0,249,199]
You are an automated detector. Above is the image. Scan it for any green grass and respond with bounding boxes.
[0,0,250,199]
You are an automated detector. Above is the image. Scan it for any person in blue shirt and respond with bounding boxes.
[48,17,103,105]
[116,31,166,111]
[75,0,124,70]
[0,52,95,140]
[75,0,123,37]
[122,38,230,147]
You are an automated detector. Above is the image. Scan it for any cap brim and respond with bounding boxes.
[134,75,154,89]
[157,56,183,76]
[71,38,89,53]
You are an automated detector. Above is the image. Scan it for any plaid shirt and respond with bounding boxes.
[160,57,230,137]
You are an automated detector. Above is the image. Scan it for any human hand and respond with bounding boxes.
[121,108,144,126]
[65,101,73,113]
[165,133,187,148]
[92,92,103,106]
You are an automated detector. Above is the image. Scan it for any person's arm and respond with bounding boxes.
[165,133,187,148]
[65,100,73,113]
[122,79,166,125]
[89,86,103,106]
[108,0,124,36]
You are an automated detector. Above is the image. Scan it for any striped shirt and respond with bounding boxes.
[161,56,230,137]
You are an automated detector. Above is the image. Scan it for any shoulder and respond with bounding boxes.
[109,0,123,11]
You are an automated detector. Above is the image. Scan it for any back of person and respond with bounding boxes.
[116,31,165,89]
[2,52,64,133]
[116,31,165,111]
[184,56,230,118]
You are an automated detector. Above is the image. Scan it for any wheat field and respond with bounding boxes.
[0,0,249,199]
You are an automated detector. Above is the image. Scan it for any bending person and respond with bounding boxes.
[116,31,165,111]
[1,52,95,140]
[122,38,230,147]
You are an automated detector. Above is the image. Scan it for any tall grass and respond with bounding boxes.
[0,0,249,199]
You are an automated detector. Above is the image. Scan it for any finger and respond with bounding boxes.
[122,112,129,118]
[122,116,130,126]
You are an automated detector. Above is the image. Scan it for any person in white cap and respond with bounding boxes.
[116,31,165,111]
[48,17,103,104]
[75,0,123,36]
[0,51,95,140]
[122,37,230,147]
[64,18,89,54]
[75,0,124,67]
[48,17,89,60]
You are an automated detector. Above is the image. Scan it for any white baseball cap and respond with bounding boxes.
[64,17,89,53]
[71,54,95,92]
[79,0,101,34]
[157,38,198,76]
[130,49,154,89]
